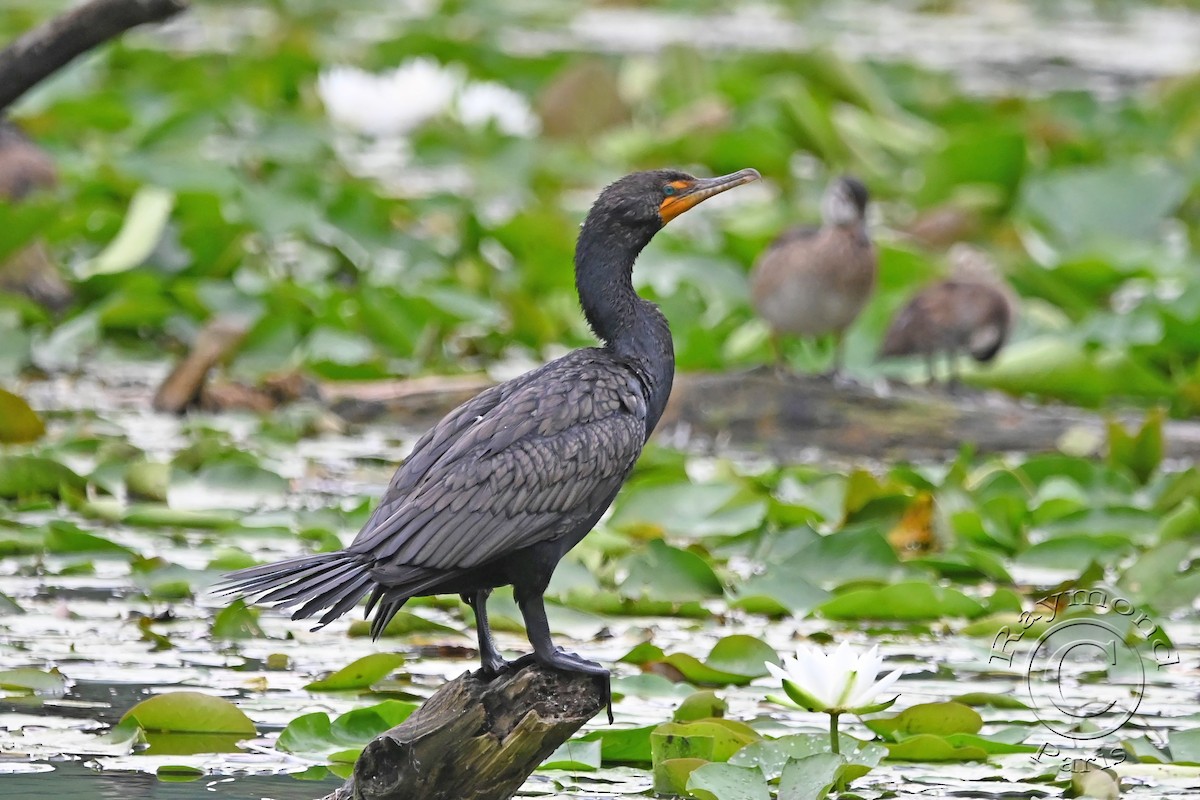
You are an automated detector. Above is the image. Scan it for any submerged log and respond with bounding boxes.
[323,665,606,800]
[315,370,1200,463]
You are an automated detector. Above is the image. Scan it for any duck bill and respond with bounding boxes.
[659,167,761,224]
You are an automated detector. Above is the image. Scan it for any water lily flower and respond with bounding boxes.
[317,58,460,136]
[766,641,903,754]
[456,81,538,137]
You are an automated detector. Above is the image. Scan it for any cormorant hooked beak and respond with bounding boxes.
[659,168,761,224]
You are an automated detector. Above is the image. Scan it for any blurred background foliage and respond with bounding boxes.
[1,0,1199,413]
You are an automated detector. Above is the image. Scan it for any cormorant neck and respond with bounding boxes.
[574,215,675,433]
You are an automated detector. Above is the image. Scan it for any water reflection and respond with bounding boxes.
[3,761,340,800]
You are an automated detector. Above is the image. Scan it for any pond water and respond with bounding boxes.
[3,363,1200,799]
[5,0,1200,798]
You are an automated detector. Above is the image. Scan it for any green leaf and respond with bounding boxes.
[0,667,67,694]
[578,725,655,765]
[883,734,989,762]
[654,757,708,797]
[77,186,175,278]
[731,569,828,616]
[539,739,601,771]
[620,539,723,602]
[1020,161,1189,250]
[304,653,405,691]
[730,734,885,781]
[870,702,983,739]
[211,599,264,640]
[686,762,771,800]
[1107,408,1164,484]
[951,692,1030,710]
[675,691,728,722]
[625,635,778,687]
[121,691,255,735]
[652,719,759,765]
[0,388,44,443]
[818,582,985,621]
[277,701,418,760]
[43,521,134,558]
[778,753,845,800]
[612,480,766,539]
[1168,727,1200,765]
[0,455,87,499]
[347,611,463,638]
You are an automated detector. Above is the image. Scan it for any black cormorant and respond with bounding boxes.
[220,167,760,685]
[750,175,876,375]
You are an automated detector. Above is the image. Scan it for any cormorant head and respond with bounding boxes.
[820,175,870,228]
[586,168,761,237]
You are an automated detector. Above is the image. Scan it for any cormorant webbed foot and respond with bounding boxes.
[507,648,613,723]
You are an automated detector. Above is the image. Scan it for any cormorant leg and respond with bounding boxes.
[925,352,938,386]
[514,588,613,722]
[465,589,508,677]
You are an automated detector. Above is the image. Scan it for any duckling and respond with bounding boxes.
[879,244,1017,385]
[750,176,876,376]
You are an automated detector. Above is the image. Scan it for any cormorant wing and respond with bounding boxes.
[347,351,648,574]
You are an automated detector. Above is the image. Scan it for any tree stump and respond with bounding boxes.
[323,665,606,800]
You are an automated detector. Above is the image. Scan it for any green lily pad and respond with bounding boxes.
[652,718,759,765]
[818,582,985,621]
[884,733,989,762]
[578,725,655,765]
[620,539,723,602]
[686,762,771,800]
[675,691,728,722]
[121,692,255,736]
[0,455,86,499]
[870,702,983,739]
[778,752,845,800]
[0,667,68,694]
[730,734,885,781]
[304,653,405,691]
[0,388,44,443]
[539,739,601,771]
[211,599,264,640]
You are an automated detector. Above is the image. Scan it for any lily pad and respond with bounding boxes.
[121,692,256,735]
[818,582,985,621]
[0,455,86,499]
[0,388,44,443]
[686,762,771,800]
[304,653,406,691]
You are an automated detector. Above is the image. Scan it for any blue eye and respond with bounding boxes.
[663,184,677,196]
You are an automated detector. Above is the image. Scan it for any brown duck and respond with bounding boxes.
[879,245,1017,384]
[750,175,876,375]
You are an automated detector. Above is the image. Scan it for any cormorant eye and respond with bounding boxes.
[663,184,677,196]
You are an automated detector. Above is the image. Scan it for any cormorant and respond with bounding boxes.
[879,244,1017,385]
[220,168,760,686]
[749,175,876,375]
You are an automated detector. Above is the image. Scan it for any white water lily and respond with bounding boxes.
[456,81,538,137]
[317,58,460,136]
[766,642,903,754]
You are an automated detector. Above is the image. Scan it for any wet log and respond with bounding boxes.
[0,0,188,113]
[659,370,1200,462]
[316,370,1200,463]
[322,665,606,800]
[152,317,249,413]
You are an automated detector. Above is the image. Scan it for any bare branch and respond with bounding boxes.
[0,0,188,113]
